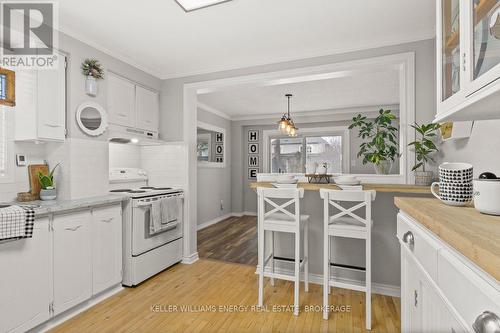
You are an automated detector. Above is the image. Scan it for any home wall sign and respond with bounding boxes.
[247,129,260,180]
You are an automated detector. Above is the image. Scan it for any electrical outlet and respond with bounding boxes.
[220,200,224,211]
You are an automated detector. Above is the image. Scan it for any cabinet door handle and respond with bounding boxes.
[403,231,414,250]
[65,225,83,231]
[473,311,500,333]
[117,113,127,117]
[101,217,114,223]
[45,123,61,128]
[414,290,418,307]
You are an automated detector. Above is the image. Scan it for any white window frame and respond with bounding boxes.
[0,106,14,183]
[263,126,350,174]
[196,121,226,168]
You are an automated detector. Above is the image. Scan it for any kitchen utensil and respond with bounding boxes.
[473,178,500,215]
[28,164,49,200]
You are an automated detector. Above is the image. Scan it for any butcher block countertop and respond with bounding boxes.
[250,182,431,194]
[395,197,500,281]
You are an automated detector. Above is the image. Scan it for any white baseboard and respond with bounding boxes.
[255,265,400,298]
[182,252,199,264]
[197,213,234,230]
[232,211,257,217]
[197,212,257,231]
[35,284,123,332]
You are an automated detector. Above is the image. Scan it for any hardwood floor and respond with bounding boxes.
[50,259,400,333]
[197,215,258,265]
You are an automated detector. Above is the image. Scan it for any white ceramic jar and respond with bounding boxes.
[473,179,500,215]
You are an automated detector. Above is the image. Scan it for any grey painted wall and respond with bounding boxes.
[438,120,500,178]
[197,109,232,225]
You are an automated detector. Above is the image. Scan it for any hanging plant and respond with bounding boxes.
[81,59,104,79]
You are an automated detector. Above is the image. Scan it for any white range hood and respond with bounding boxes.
[108,124,166,146]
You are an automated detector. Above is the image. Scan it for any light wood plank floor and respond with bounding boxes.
[198,215,258,265]
[51,260,400,333]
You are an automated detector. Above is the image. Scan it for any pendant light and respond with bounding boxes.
[278,94,298,137]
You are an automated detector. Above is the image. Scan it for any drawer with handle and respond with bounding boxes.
[397,212,443,282]
[438,248,500,332]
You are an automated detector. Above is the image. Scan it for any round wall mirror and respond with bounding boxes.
[76,101,108,136]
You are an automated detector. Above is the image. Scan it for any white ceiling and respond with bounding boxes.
[198,69,400,119]
[57,0,435,79]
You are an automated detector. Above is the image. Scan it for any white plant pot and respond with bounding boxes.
[316,164,328,175]
[306,162,318,174]
[85,76,98,96]
[373,160,393,175]
[40,188,57,201]
[414,171,433,186]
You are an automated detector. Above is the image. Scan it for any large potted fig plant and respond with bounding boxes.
[408,122,441,185]
[349,109,399,174]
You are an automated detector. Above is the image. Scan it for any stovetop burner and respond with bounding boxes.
[110,189,132,193]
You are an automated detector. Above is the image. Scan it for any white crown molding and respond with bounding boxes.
[197,102,231,120]
[160,32,435,79]
[58,26,161,79]
[59,22,433,80]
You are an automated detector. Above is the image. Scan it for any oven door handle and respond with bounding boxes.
[137,202,153,208]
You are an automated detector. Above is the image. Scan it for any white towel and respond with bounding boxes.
[0,205,35,241]
[150,197,180,235]
[161,197,179,225]
[150,201,163,235]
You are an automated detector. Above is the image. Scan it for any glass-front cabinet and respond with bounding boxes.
[436,0,500,121]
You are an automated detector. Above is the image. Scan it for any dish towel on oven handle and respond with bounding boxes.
[150,197,180,235]
[0,205,35,241]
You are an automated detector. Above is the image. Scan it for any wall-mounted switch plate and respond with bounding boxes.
[16,154,26,166]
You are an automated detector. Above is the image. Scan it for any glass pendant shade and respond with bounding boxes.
[277,94,298,137]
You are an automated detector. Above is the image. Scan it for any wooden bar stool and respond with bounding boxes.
[319,189,376,329]
[257,187,309,316]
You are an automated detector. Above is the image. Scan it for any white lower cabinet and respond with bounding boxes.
[92,205,122,295]
[0,218,51,333]
[0,203,123,333]
[53,210,92,315]
[398,212,499,333]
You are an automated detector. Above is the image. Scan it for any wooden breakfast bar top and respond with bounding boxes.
[249,182,432,194]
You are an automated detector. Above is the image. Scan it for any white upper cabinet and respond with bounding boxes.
[436,0,500,122]
[136,85,159,132]
[107,72,159,133]
[107,73,136,128]
[14,51,66,142]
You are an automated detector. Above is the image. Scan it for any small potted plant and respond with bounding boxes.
[408,122,441,186]
[38,163,60,201]
[81,59,104,96]
[349,109,400,174]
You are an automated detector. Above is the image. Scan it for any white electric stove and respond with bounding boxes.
[109,168,184,287]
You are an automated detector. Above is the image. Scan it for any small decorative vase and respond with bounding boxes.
[414,171,433,186]
[40,187,57,201]
[316,163,328,175]
[373,160,393,175]
[85,75,98,96]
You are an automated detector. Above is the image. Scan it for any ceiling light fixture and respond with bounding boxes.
[175,0,233,12]
[278,94,298,137]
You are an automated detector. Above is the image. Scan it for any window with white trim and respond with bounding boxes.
[268,128,349,174]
